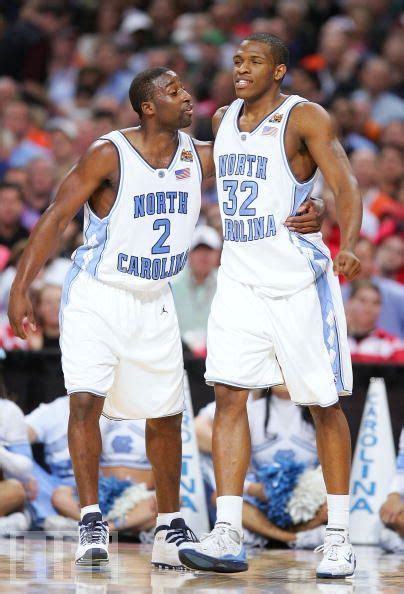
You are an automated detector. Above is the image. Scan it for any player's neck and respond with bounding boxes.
[138,125,179,153]
[242,88,285,121]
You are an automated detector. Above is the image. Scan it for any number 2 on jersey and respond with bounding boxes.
[222,180,258,216]
[152,218,171,254]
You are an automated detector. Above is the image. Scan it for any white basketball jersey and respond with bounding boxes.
[72,130,201,292]
[214,95,331,296]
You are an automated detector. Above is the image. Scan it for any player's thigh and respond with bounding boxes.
[267,276,351,407]
[104,287,185,420]
[206,271,283,389]
[60,271,119,397]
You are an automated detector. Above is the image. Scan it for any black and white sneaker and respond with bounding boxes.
[75,512,109,567]
[151,517,199,570]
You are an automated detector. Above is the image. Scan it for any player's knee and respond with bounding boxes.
[215,385,249,416]
[309,402,342,424]
[147,412,182,433]
[69,393,103,422]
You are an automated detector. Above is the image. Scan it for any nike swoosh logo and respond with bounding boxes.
[344,553,352,563]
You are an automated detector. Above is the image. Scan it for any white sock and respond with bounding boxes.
[80,504,101,520]
[327,494,350,530]
[156,511,182,527]
[216,496,243,530]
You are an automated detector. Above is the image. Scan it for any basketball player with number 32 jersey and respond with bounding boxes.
[178,35,362,579]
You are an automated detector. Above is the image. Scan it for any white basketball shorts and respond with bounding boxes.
[205,267,352,407]
[60,266,185,420]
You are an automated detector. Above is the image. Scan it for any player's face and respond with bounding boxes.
[232,41,286,101]
[151,71,193,129]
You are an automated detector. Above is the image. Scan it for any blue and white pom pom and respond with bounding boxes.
[287,465,326,525]
[256,456,305,527]
[106,483,153,523]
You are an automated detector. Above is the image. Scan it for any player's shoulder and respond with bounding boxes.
[290,100,331,125]
[289,100,333,138]
[212,105,232,136]
[213,105,230,121]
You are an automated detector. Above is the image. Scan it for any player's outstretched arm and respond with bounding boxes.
[295,102,362,280]
[8,141,118,339]
[192,139,215,180]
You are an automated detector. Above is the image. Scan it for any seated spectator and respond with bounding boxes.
[330,96,378,154]
[172,225,221,357]
[341,237,404,337]
[0,182,29,249]
[346,280,404,363]
[3,101,51,168]
[25,395,76,528]
[0,394,33,534]
[22,157,57,231]
[377,144,404,201]
[26,395,156,536]
[49,415,156,536]
[195,386,326,549]
[379,428,403,553]
[376,236,404,285]
[46,118,79,181]
[26,284,62,351]
[94,40,133,104]
[352,57,404,126]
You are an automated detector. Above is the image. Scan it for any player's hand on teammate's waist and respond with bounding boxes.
[284,198,324,234]
[333,249,361,281]
[8,289,37,340]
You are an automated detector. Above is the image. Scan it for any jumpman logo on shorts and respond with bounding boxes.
[161,305,168,315]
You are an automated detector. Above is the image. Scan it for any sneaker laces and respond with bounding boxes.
[200,524,235,553]
[166,524,198,547]
[314,532,345,561]
[79,519,108,546]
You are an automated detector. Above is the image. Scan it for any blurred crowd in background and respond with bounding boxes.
[0,0,403,363]
[0,0,403,550]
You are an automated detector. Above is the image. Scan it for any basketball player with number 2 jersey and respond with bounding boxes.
[7,67,215,570]
[179,34,362,579]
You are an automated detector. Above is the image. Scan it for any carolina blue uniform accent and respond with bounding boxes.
[151,218,171,254]
[73,209,109,277]
[59,263,81,329]
[111,435,133,454]
[28,461,75,527]
[295,235,346,393]
[6,442,32,458]
[290,185,311,216]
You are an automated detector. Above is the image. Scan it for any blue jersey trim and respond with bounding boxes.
[59,264,82,330]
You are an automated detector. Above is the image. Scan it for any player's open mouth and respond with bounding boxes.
[184,105,193,114]
[235,80,253,89]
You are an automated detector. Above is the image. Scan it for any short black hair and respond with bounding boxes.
[243,33,289,68]
[129,67,170,118]
[0,182,23,202]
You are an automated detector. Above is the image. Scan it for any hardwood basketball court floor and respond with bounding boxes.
[0,538,402,593]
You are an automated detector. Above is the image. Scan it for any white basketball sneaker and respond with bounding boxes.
[179,522,248,573]
[75,512,109,567]
[151,517,199,570]
[315,528,356,578]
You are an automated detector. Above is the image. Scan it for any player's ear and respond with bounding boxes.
[274,64,287,82]
[141,101,155,116]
